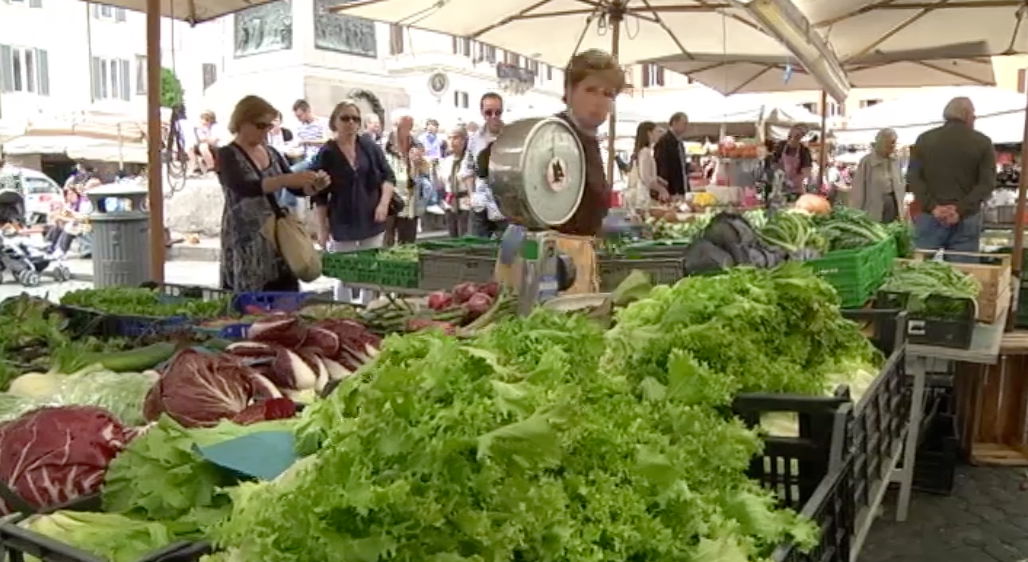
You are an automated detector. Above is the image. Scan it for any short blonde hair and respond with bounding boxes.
[227,95,276,134]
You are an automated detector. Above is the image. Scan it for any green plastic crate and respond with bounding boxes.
[806,237,897,308]
[321,250,379,283]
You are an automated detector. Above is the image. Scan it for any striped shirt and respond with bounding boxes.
[296,118,328,159]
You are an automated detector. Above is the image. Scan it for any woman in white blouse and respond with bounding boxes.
[628,121,669,212]
[851,128,905,222]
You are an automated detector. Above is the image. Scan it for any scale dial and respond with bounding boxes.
[490,117,586,229]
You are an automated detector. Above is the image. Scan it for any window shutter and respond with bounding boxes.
[35,49,49,95]
[0,46,12,93]
[90,56,101,100]
[120,59,130,100]
[28,0,41,8]
[92,4,100,18]
[115,7,126,21]
[1020,69,1027,94]
[136,56,146,95]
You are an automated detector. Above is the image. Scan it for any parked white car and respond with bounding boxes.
[0,166,63,224]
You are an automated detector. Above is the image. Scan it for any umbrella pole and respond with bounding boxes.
[606,8,622,187]
[1008,87,1028,330]
[818,90,827,191]
[146,0,165,283]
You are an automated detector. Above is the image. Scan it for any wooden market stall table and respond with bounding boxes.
[899,300,1010,523]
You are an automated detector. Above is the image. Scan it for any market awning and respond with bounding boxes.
[2,135,148,164]
[647,45,996,95]
[329,0,849,102]
[835,86,1026,145]
[794,0,1028,67]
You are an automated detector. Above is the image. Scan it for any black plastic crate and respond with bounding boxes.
[845,344,909,519]
[732,395,850,509]
[913,396,959,496]
[772,457,854,562]
[875,291,974,350]
[0,516,212,562]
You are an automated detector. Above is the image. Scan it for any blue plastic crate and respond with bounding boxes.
[194,322,252,340]
[232,292,316,314]
[112,314,192,338]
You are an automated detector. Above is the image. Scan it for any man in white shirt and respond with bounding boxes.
[292,99,328,172]
[460,92,505,238]
[419,118,447,161]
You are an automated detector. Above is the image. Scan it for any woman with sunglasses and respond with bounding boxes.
[311,100,397,303]
[216,95,326,292]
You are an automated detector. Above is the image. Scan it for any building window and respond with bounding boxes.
[389,24,404,55]
[9,0,44,8]
[453,90,468,109]
[546,65,552,81]
[93,4,127,21]
[1019,68,1027,94]
[477,43,496,63]
[91,56,130,101]
[504,50,517,65]
[451,36,470,57]
[641,64,665,88]
[202,63,217,91]
[0,45,49,95]
[860,99,882,108]
[135,55,146,95]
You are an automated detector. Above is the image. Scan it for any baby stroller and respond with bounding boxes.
[0,189,70,286]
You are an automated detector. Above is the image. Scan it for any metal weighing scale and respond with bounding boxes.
[489,117,588,314]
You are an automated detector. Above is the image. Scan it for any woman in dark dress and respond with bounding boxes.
[216,95,326,292]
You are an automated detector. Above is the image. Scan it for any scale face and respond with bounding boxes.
[490,117,587,230]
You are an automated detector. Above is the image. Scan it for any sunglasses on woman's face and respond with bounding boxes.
[338,115,361,124]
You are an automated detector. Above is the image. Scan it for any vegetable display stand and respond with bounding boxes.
[805,237,896,308]
[0,516,212,562]
[953,342,1028,467]
[876,291,975,350]
[419,246,499,291]
[157,284,231,302]
[232,292,319,314]
[903,251,1011,324]
[597,254,685,292]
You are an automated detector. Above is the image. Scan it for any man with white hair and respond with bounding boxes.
[907,96,995,254]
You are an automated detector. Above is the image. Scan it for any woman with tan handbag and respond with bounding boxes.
[216,95,328,292]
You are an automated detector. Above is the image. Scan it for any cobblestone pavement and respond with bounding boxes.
[861,466,1028,562]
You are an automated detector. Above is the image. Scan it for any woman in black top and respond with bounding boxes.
[216,95,325,292]
[312,100,396,303]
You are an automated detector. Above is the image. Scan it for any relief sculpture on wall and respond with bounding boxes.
[314,0,377,58]
[234,1,293,57]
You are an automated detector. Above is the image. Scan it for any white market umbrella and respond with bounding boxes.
[330,0,850,180]
[836,86,1027,146]
[648,45,996,95]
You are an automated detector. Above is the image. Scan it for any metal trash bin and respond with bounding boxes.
[86,183,150,287]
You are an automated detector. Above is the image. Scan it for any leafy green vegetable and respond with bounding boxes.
[607,263,877,401]
[61,287,228,318]
[880,260,980,315]
[213,311,815,561]
[48,368,158,426]
[102,415,298,535]
[759,210,828,257]
[377,244,420,262]
[21,511,175,562]
[814,207,889,251]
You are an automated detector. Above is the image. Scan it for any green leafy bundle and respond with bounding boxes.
[880,260,980,314]
[60,287,228,318]
[606,263,876,402]
[758,211,828,257]
[213,311,815,561]
[814,207,890,251]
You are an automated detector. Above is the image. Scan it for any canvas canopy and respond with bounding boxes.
[835,86,1026,145]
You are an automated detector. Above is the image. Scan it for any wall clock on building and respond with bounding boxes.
[428,72,449,97]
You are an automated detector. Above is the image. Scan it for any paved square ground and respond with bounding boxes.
[862,466,1028,562]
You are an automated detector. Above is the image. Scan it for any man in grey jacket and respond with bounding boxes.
[907,96,995,254]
